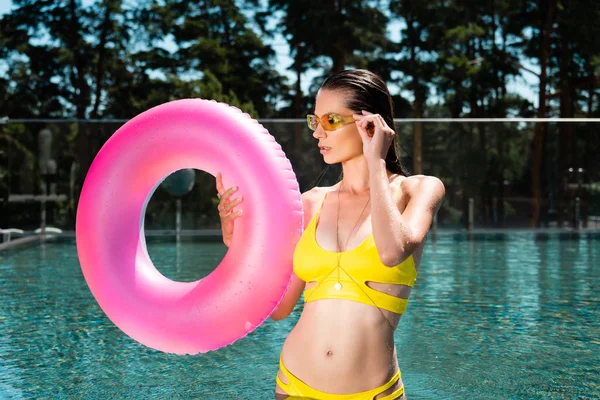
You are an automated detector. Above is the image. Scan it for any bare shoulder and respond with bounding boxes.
[300,186,329,228]
[301,186,325,208]
[400,175,445,212]
[301,186,322,201]
[401,175,445,196]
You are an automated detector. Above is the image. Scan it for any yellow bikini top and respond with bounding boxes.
[293,185,417,315]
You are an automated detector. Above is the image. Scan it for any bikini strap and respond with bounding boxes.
[313,188,331,220]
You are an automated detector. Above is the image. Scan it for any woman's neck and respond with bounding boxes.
[339,157,392,195]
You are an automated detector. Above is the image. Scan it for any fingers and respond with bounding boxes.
[219,185,238,201]
[217,188,243,220]
[353,114,370,141]
[353,110,374,122]
[355,111,395,144]
[221,208,243,221]
[355,112,381,127]
[218,195,243,213]
[216,172,224,193]
[360,114,383,128]
[356,116,377,137]
[215,174,243,219]
[356,112,394,137]
[359,111,377,135]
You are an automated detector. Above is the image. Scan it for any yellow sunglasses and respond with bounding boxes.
[306,113,355,131]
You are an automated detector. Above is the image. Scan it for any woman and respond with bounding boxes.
[216,69,445,399]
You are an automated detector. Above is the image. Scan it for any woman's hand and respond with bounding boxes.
[216,172,243,247]
[353,110,395,164]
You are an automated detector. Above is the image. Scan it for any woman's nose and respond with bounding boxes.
[312,125,326,139]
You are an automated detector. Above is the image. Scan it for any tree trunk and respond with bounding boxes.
[331,51,346,73]
[557,21,574,227]
[69,0,88,119]
[294,47,304,120]
[329,0,345,73]
[408,18,423,175]
[587,60,594,118]
[530,0,557,227]
[413,103,423,175]
[294,43,305,171]
[496,16,507,226]
[69,0,91,212]
[91,1,112,119]
[582,59,595,228]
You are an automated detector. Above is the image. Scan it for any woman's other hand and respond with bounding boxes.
[216,172,243,247]
[353,110,395,164]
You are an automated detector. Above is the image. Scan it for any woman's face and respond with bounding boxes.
[312,89,363,164]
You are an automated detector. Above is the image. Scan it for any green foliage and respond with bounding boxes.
[147,0,286,117]
[1,0,599,229]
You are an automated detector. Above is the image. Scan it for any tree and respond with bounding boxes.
[389,0,439,175]
[155,0,286,117]
[524,0,558,227]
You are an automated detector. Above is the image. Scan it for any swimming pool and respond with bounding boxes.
[1,233,598,399]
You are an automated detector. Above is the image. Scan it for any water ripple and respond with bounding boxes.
[0,234,598,398]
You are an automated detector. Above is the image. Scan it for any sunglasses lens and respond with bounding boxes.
[306,114,348,131]
[323,114,342,131]
[306,115,318,131]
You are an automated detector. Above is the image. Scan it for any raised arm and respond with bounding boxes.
[369,166,445,266]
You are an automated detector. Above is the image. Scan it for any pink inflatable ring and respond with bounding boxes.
[76,99,303,354]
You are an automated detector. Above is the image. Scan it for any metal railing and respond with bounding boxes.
[1,118,599,234]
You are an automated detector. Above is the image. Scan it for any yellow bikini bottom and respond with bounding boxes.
[275,356,405,400]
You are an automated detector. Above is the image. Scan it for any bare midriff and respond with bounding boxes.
[278,246,423,396]
[280,299,402,394]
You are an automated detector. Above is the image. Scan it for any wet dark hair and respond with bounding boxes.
[320,69,410,176]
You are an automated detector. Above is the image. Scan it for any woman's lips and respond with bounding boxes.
[319,146,331,154]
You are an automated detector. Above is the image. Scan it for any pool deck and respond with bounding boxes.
[0,235,62,251]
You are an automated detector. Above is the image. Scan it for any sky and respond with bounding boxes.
[0,0,538,109]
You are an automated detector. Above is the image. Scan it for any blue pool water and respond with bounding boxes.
[1,233,599,399]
